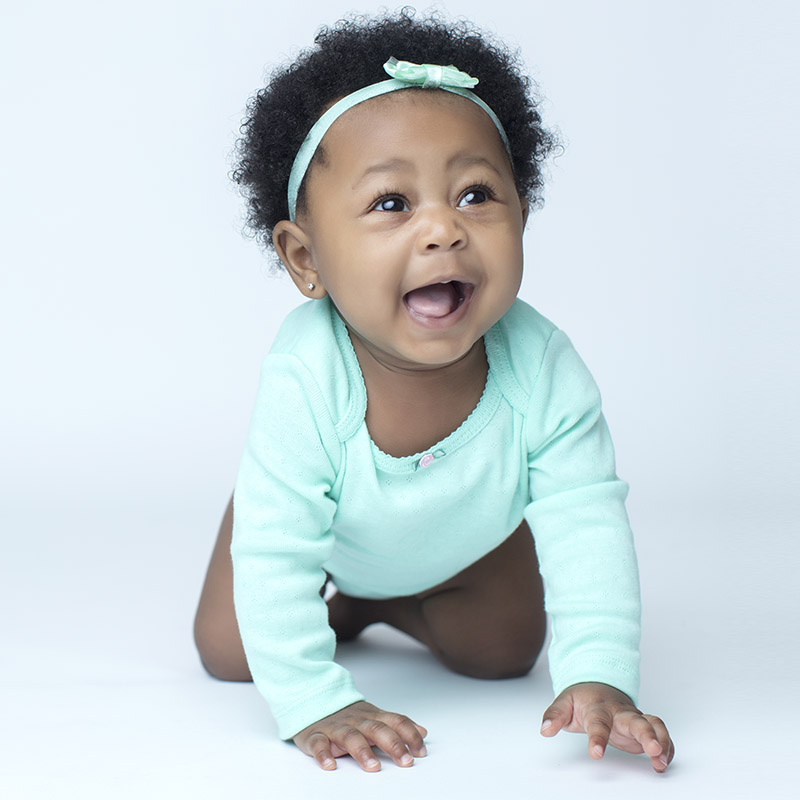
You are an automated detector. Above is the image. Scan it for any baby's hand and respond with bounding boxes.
[293,700,428,772]
[540,682,674,772]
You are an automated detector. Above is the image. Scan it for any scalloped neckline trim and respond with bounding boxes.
[331,304,506,474]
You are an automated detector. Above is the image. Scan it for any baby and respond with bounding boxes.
[194,11,674,774]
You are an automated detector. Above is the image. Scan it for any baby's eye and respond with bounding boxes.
[373,196,408,213]
[458,188,489,207]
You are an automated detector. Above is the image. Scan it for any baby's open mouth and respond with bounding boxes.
[403,280,473,319]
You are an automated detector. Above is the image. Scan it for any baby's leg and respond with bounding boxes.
[196,503,545,682]
[328,521,546,680]
[193,495,252,681]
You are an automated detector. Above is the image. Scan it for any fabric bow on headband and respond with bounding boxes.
[382,56,480,89]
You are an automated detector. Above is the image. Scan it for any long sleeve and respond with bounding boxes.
[523,329,641,704]
[231,354,364,740]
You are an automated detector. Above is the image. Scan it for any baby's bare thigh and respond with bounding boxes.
[416,520,546,679]
[194,494,251,681]
[418,519,544,605]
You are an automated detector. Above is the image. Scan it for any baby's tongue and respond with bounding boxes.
[404,283,459,318]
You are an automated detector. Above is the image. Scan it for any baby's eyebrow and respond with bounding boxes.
[351,153,505,190]
[352,158,413,188]
[446,154,504,175]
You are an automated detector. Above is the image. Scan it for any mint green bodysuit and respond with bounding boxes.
[232,297,641,739]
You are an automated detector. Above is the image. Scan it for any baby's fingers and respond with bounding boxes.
[540,693,574,737]
[357,719,419,767]
[296,726,380,772]
[379,712,428,759]
[333,727,383,771]
[611,712,674,771]
[294,702,428,772]
[305,732,338,771]
[641,715,674,772]
[584,710,614,759]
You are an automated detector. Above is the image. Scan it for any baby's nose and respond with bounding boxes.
[418,207,467,252]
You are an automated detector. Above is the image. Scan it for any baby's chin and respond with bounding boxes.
[349,329,487,374]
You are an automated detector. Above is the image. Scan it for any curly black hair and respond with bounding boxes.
[233,8,559,262]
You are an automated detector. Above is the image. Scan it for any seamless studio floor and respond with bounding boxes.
[2,501,795,800]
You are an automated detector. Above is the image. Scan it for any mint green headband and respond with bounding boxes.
[287,57,512,221]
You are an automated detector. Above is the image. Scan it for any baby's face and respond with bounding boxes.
[297,90,526,371]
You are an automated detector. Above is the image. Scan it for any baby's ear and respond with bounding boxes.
[273,220,327,299]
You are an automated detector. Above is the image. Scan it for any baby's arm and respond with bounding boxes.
[523,328,673,769]
[232,356,362,735]
[541,683,674,772]
[232,355,428,767]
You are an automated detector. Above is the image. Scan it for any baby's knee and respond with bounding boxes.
[197,650,252,682]
[440,631,545,680]
[193,615,252,682]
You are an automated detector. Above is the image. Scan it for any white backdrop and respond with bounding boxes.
[2,1,797,798]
